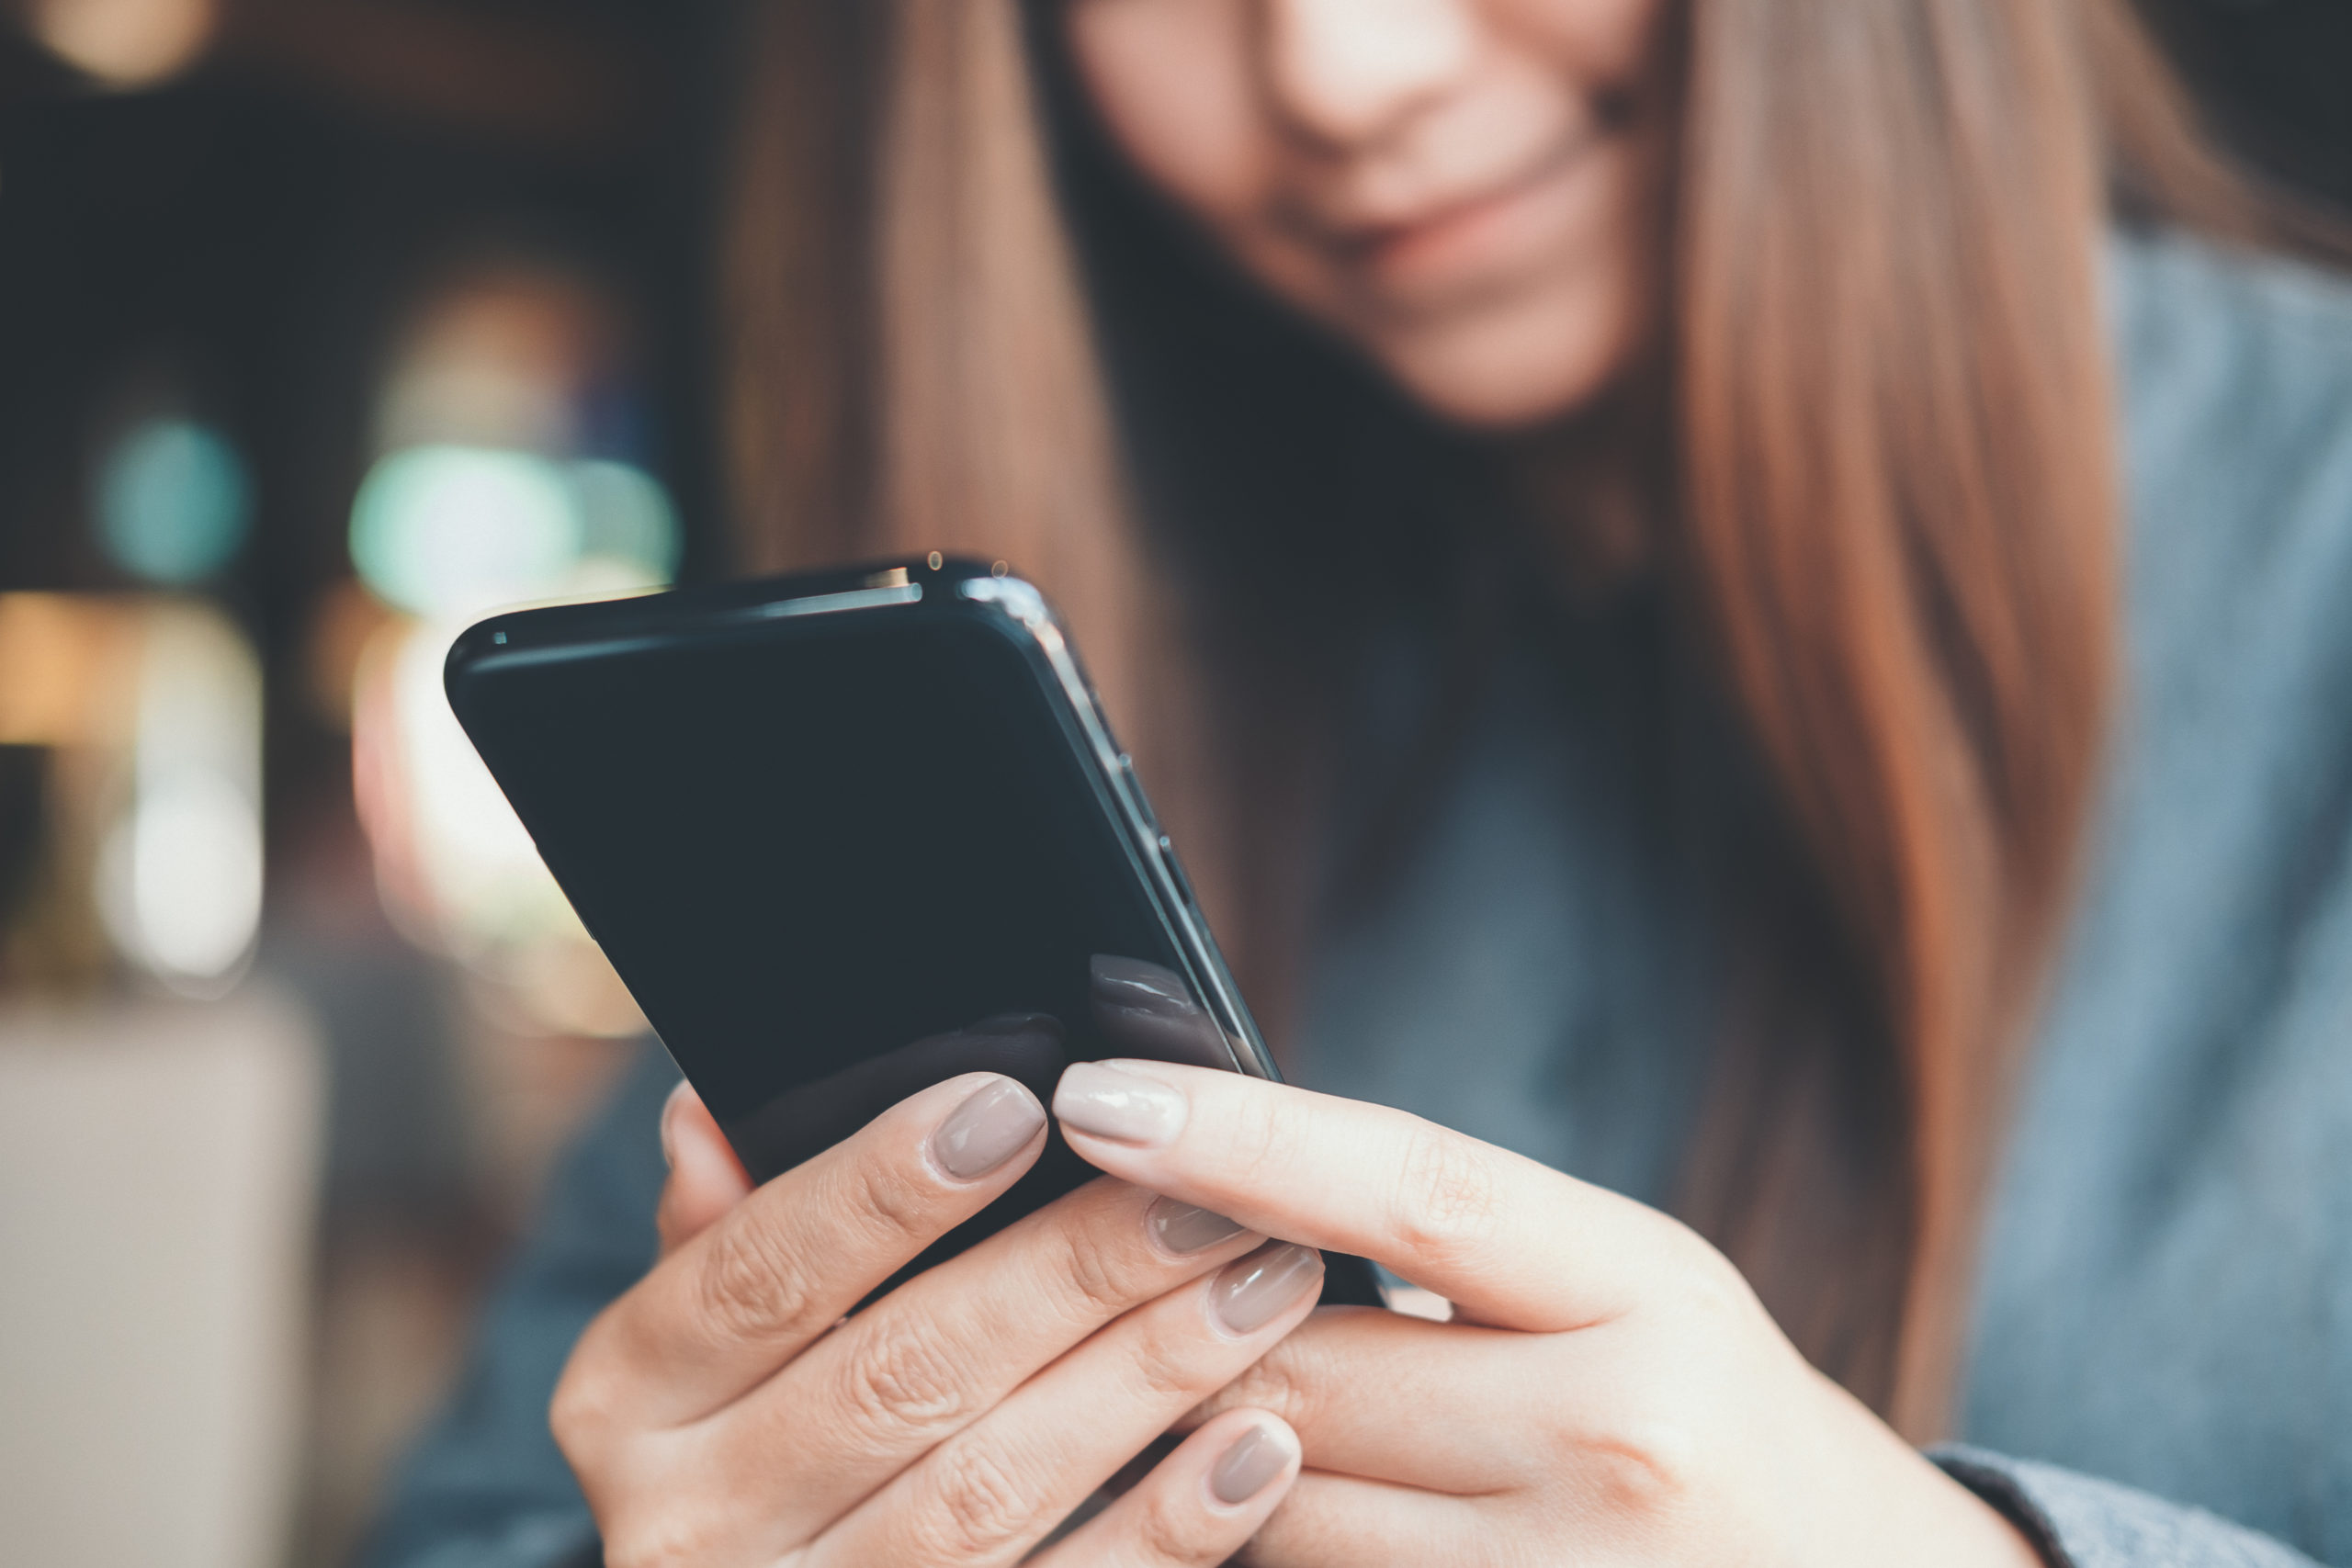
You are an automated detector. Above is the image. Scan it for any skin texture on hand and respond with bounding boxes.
[1053,1060,2046,1568]
[559,1056,2035,1567]
[555,1072,1319,1568]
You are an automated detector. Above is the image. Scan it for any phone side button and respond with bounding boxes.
[1157,835,1198,908]
[1119,754,1163,836]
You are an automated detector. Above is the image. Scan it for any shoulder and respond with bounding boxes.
[2109,224,2352,430]
[2105,228,2352,690]
[2108,227,2352,536]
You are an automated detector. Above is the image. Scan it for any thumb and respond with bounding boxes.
[655,1079,753,1255]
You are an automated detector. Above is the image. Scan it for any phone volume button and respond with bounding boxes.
[1119,754,1163,836]
[1156,835,1198,908]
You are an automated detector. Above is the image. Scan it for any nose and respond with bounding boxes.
[1262,0,1480,150]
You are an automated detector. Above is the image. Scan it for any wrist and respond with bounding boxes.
[1803,1372,2047,1568]
[1928,1449,2071,1568]
[1917,1452,2050,1568]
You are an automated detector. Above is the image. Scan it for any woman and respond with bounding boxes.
[370,0,2352,1564]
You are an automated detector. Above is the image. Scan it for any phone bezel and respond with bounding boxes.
[443,556,1283,1085]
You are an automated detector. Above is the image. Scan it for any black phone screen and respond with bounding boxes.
[447,594,1239,1282]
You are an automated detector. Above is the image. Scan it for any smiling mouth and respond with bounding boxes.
[1338,128,1602,272]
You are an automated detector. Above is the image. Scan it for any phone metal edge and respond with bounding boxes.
[953,575,1281,1083]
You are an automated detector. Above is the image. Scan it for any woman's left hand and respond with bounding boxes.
[1050,1060,2043,1568]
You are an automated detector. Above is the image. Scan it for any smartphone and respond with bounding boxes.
[445,556,1381,1306]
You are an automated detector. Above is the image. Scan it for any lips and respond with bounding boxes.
[1336,130,1597,257]
[1306,127,1603,305]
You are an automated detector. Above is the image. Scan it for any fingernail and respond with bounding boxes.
[1213,1243,1324,1335]
[1091,956,1228,1068]
[659,1079,692,1170]
[931,1077,1046,1180]
[1209,1422,1295,1506]
[1147,1196,1249,1256]
[1054,1061,1187,1146]
[1090,954,1204,1022]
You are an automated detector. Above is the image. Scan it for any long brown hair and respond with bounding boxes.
[722,0,2306,1438]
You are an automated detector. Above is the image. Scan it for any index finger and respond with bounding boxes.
[578,1069,1047,1428]
[1049,1061,1680,1331]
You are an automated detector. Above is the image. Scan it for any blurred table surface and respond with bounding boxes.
[0,989,321,1568]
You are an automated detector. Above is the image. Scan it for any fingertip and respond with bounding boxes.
[1033,1407,1298,1568]
[655,1082,752,1252]
[658,1077,700,1170]
[1051,1059,1189,1149]
[1203,1411,1301,1510]
[928,1072,1050,1182]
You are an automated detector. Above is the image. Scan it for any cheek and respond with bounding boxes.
[1501,0,1669,85]
[1065,0,1270,226]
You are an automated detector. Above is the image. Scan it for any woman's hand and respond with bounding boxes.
[553,1069,1329,1568]
[1051,1061,2046,1568]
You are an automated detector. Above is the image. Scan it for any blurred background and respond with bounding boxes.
[0,2,2342,1565]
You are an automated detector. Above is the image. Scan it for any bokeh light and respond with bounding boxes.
[341,265,671,1036]
[349,446,579,619]
[95,418,254,586]
[25,0,219,88]
[573,457,684,583]
[99,769,264,982]
[65,600,267,993]
[348,446,678,619]
[350,612,645,1037]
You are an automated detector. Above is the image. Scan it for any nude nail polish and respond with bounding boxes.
[1053,1061,1187,1145]
[1209,1422,1295,1506]
[1148,1197,1249,1256]
[931,1077,1046,1179]
[1213,1243,1323,1335]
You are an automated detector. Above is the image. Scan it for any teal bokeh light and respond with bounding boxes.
[95,419,254,584]
[573,458,683,581]
[350,446,581,618]
[349,444,682,618]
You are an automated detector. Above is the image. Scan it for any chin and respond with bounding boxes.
[1359,278,1652,433]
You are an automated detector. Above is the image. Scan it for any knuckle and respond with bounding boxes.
[1132,1482,1216,1564]
[1225,1091,1291,1189]
[548,1362,611,1460]
[600,1506,723,1568]
[1582,1416,1708,1521]
[1215,1350,1311,1427]
[695,1218,820,1346]
[836,1314,973,1436]
[1650,1219,1766,1335]
[1123,1315,1212,1404]
[548,1314,634,1461]
[916,1441,1038,1561]
[1048,1221,1134,1319]
[1681,1245,1758,1325]
[842,1149,936,1248]
[1389,1122,1499,1268]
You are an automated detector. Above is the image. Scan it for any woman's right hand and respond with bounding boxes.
[552,1070,1323,1568]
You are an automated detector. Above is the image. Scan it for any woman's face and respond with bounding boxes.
[1064,0,1673,431]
